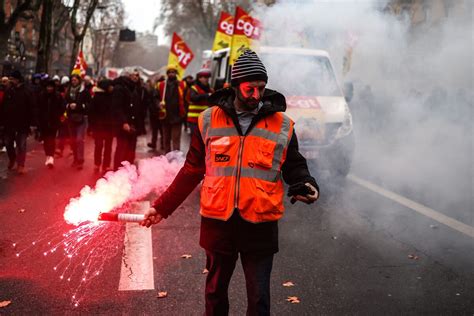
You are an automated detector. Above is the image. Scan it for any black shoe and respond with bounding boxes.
[7,160,15,170]
[147,142,156,149]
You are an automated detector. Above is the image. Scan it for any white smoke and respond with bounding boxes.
[64,152,185,225]
[254,0,472,223]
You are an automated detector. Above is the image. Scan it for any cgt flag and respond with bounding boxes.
[212,12,234,52]
[71,50,88,77]
[168,33,194,78]
[229,6,261,65]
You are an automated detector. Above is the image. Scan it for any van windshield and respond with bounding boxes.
[259,53,342,97]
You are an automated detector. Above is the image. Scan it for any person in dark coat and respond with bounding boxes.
[129,71,149,136]
[89,79,117,173]
[148,76,165,151]
[65,74,90,170]
[156,67,187,153]
[37,80,65,168]
[0,77,9,152]
[112,76,143,170]
[0,70,36,174]
[140,50,319,315]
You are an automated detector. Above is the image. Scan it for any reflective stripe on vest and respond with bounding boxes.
[198,106,294,223]
[187,85,211,124]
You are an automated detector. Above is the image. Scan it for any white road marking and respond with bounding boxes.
[347,174,474,239]
[118,201,155,291]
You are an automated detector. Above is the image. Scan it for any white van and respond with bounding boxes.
[206,46,355,177]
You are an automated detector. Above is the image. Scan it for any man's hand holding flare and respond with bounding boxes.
[140,208,163,227]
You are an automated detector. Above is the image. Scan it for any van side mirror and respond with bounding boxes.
[344,82,354,103]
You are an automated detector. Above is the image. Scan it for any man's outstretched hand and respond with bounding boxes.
[140,207,163,227]
[290,183,319,204]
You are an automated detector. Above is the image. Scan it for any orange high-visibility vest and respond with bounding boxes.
[198,106,294,223]
[157,80,186,120]
[187,85,213,124]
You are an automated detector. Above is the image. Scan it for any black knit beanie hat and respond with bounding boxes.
[230,49,268,87]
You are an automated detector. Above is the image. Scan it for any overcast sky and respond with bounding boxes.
[122,0,164,43]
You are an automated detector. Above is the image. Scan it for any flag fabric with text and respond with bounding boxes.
[168,33,194,78]
[229,6,261,65]
[212,12,234,52]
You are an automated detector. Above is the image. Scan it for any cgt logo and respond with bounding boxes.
[219,17,234,35]
[236,15,260,39]
[173,41,193,67]
[215,153,230,162]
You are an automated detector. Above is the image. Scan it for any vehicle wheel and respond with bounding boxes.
[331,132,355,178]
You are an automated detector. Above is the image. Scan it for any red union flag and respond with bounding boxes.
[168,33,194,77]
[71,50,88,77]
[229,7,261,65]
[212,12,234,51]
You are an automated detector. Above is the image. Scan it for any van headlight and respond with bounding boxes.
[336,104,353,138]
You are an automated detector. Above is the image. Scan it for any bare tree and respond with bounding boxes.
[69,0,99,71]
[51,0,72,48]
[157,1,251,45]
[90,0,124,74]
[155,0,273,69]
[0,0,42,61]
[35,0,53,73]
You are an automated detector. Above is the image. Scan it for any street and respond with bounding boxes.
[0,131,472,315]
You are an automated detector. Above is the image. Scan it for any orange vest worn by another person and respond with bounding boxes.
[187,85,214,124]
[198,106,294,223]
[157,80,186,120]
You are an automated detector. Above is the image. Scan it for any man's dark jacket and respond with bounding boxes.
[153,88,318,254]
[113,77,145,135]
[0,83,36,132]
[89,87,120,135]
[65,85,90,124]
[37,90,65,131]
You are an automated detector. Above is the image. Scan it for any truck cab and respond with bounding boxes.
[206,46,355,177]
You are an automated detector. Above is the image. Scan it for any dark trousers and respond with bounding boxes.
[205,250,274,316]
[42,128,57,156]
[68,121,86,164]
[94,132,113,168]
[162,122,181,153]
[150,118,163,149]
[4,129,28,167]
[57,121,69,151]
[188,122,198,135]
[114,132,137,169]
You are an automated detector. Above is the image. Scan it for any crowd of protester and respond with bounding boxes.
[0,66,214,175]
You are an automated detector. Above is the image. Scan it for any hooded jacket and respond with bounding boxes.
[153,87,318,254]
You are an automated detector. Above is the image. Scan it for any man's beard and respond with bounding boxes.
[236,92,260,111]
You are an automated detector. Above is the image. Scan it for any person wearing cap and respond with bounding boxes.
[0,70,36,174]
[148,76,166,151]
[156,66,187,153]
[65,74,89,170]
[187,69,213,134]
[52,75,61,90]
[140,50,320,315]
[182,75,194,133]
[37,80,66,168]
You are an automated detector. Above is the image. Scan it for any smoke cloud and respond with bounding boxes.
[254,0,472,224]
[64,152,185,226]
